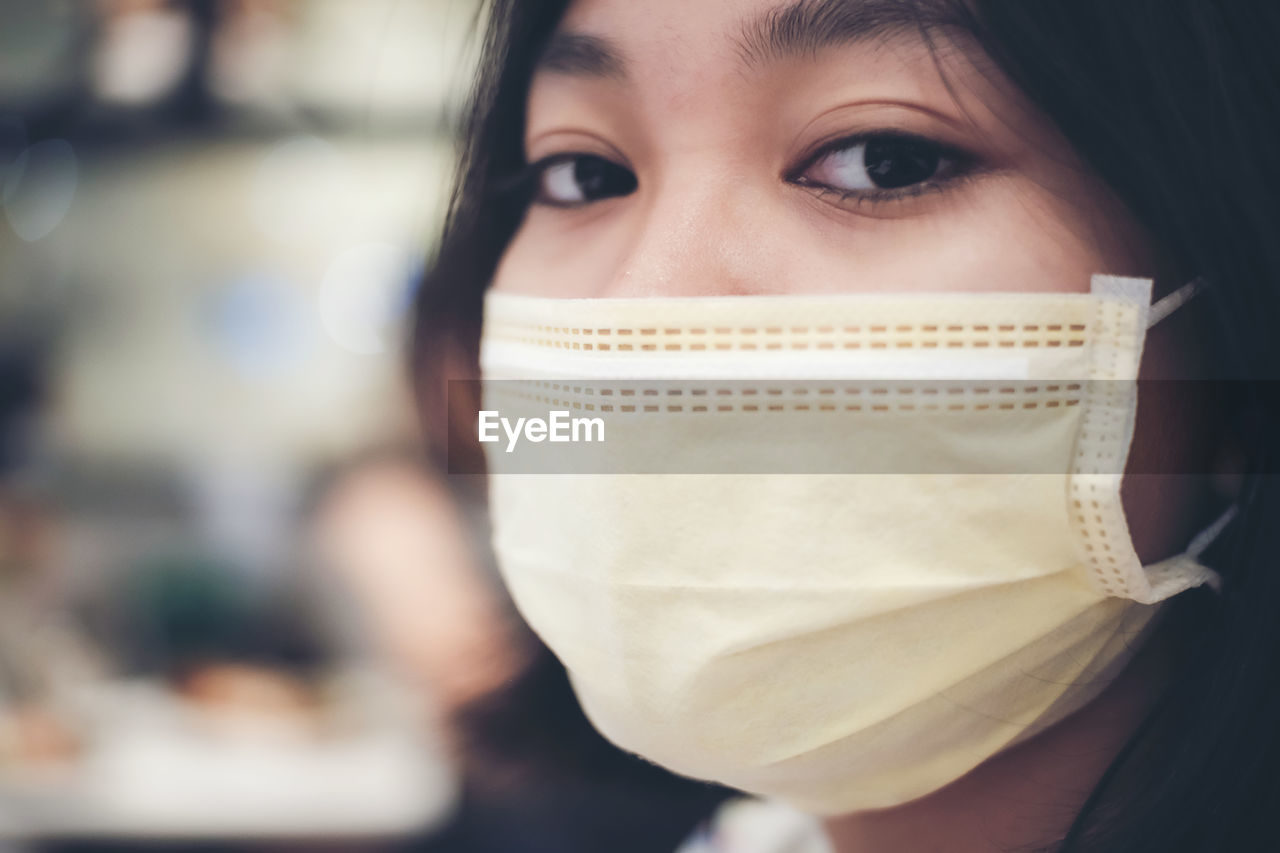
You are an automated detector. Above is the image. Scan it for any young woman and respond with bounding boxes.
[413,2,1280,850]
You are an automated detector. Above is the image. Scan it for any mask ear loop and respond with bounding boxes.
[1146,277,1205,328]
[1144,276,1236,592]
[1186,503,1238,593]
[1187,503,1238,558]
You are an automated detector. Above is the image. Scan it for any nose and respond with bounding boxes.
[598,167,789,298]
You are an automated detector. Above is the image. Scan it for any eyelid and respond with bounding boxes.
[530,151,584,170]
[525,128,636,182]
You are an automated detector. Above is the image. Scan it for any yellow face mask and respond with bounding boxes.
[478,275,1225,815]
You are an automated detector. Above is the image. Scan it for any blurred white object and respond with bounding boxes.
[209,1,293,111]
[0,667,456,840]
[316,242,414,356]
[288,0,482,124]
[91,6,194,106]
[676,799,834,853]
[247,135,353,245]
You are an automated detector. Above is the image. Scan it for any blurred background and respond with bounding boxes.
[0,0,496,849]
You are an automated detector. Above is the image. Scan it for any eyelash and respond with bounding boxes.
[799,179,955,211]
[786,131,978,211]
[507,130,979,212]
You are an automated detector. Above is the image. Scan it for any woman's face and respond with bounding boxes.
[490,0,1221,559]
[492,0,1159,300]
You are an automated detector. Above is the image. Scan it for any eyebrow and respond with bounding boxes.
[738,0,964,68]
[534,0,963,81]
[536,31,627,79]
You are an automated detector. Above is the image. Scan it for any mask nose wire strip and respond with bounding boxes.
[1146,277,1205,328]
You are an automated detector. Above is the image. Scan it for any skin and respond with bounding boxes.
[488,0,1231,848]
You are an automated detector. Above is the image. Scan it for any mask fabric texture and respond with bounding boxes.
[478,276,1217,815]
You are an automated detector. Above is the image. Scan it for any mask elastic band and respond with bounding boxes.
[1146,277,1206,329]
[1186,503,1238,560]
[1182,502,1237,593]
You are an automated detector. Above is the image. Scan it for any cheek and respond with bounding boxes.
[490,210,622,297]
[940,177,1153,292]
[795,178,1149,297]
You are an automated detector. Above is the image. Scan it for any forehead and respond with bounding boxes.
[529,0,1012,132]
[527,0,1067,171]
[547,0,971,79]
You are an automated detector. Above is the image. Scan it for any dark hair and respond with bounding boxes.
[412,2,1280,850]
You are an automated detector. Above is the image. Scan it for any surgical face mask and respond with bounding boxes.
[477,275,1225,815]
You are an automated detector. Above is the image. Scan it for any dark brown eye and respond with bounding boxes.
[802,134,958,193]
[862,137,944,188]
[536,154,637,206]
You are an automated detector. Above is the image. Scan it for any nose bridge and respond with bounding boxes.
[603,165,775,298]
